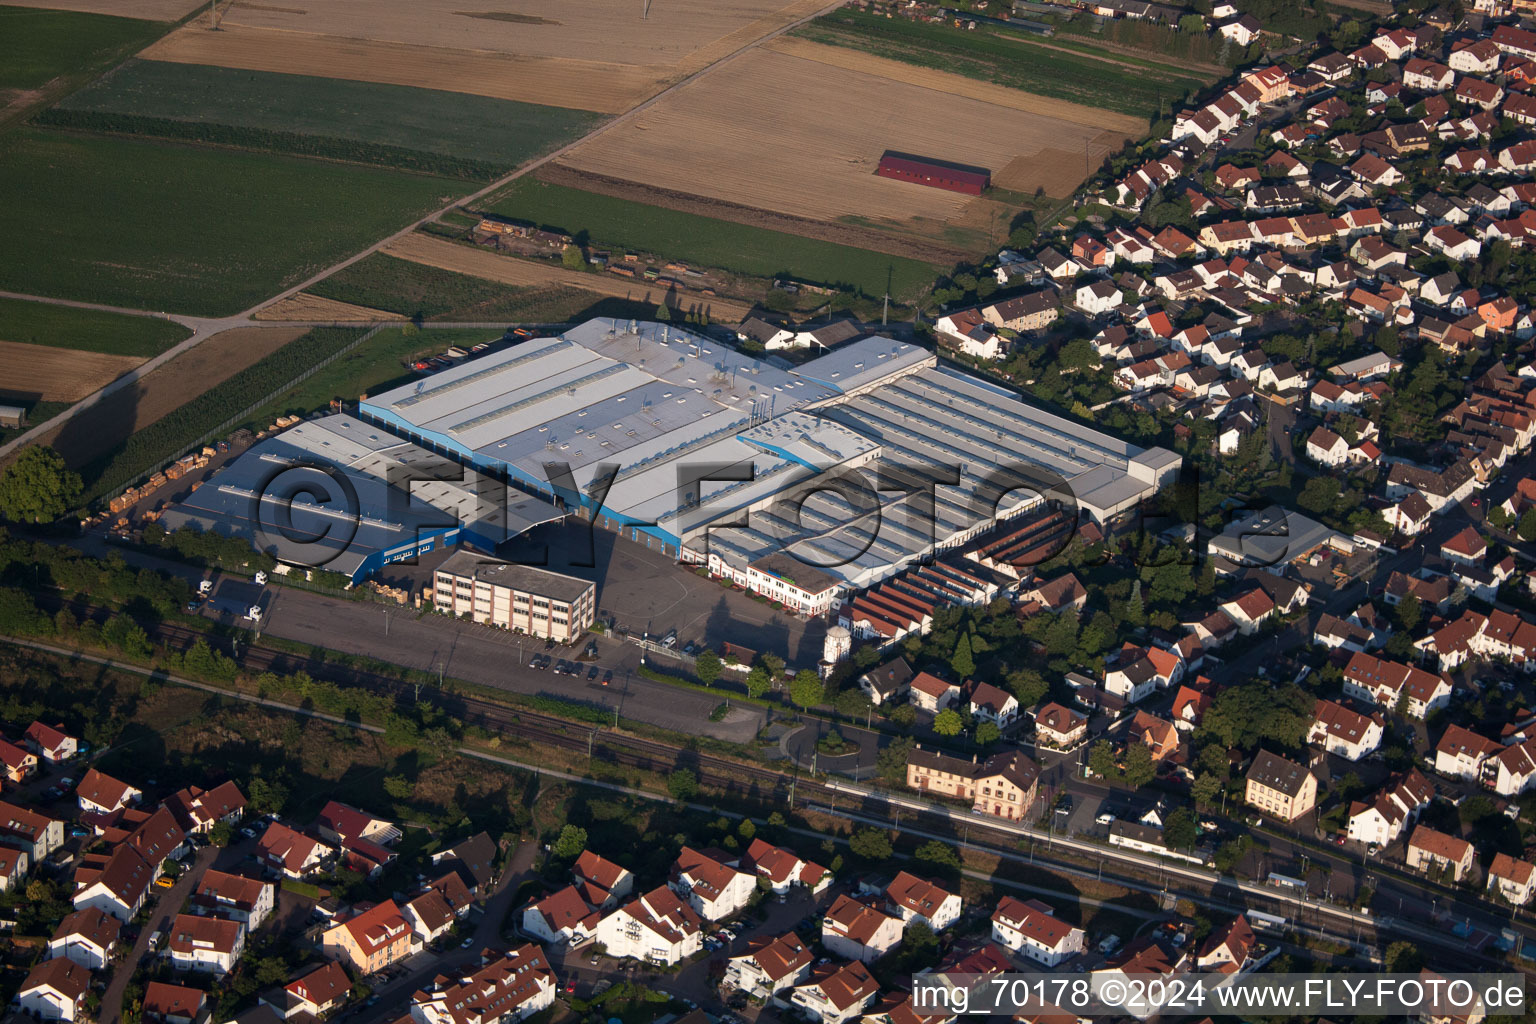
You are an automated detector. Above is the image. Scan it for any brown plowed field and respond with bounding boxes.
[0,342,143,403]
[138,0,830,113]
[39,326,308,468]
[253,293,405,322]
[139,23,663,113]
[533,163,974,265]
[381,233,755,322]
[554,45,1135,243]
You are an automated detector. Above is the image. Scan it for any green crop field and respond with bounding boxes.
[47,60,603,179]
[0,128,470,317]
[308,253,653,323]
[0,297,190,358]
[485,178,941,299]
[236,326,507,432]
[2,6,170,92]
[793,9,1212,119]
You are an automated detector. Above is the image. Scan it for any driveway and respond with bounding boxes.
[98,845,219,1024]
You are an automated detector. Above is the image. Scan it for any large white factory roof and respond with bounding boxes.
[360,320,1178,584]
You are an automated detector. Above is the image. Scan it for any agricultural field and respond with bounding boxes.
[68,326,364,501]
[50,60,603,178]
[792,7,1214,120]
[1,5,173,122]
[380,233,756,323]
[2,5,169,91]
[0,128,469,317]
[484,177,943,299]
[234,326,507,433]
[38,325,308,481]
[253,293,404,323]
[0,296,190,357]
[306,251,690,324]
[0,341,143,402]
[554,43,1138,251]
[140,0,830,113]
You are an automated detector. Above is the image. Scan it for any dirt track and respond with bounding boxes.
[0,341,143,402]
[39,326,308,468]
[381,233,755,322]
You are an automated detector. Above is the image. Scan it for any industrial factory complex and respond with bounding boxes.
[165,319,1178,606]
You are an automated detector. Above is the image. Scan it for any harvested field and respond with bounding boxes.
[140,24,659,113]
[139,0,828,113]
[555,46,1133,244]
[252,293,404,322]
[0,0,196,16]
[40,326,307,468]
[0,341,142,403]
[381,233,755,322]
[534,163,972,265]
[764,37,1142,132]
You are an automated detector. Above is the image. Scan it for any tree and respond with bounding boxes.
[1006,668,1049,709]
[762,653,785,679]
[745,665,771,699]
[694,649,721,687]
[1087,740,1118,780]
[1384,940,1422,973]
[561,244,587,272]
[849,826,893,860]
[1298,476,1340,516]
[1179,12,1205,31]
[1164,807,1198,850]
[951,633,976,678]
[789,669,825,710]
[655,303,671,322]
[1396,593,1422,633]
[1123,742,1157,789]
[667,768,699,800]
[552,824,587,859]
[877,736,916,785]
[383,775,414,800]
[933,708,964,736]
[1191,772,1224,808]
[0,445,81,523]
[912,839,961,874]
[888,703,917,729]
[208,821,234,847]
[975,720,1001,746]
[1520,508,1536,543]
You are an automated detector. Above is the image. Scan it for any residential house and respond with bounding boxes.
[885,872,961,932]
[909,673,959,713]
[192,869,274,931]
[858,658,915,706]
[1307,699,1384,761]
[401,887,457,945]
[1406,826,1475,882]
[573,850,634,907]
[1488,853,1536,905]
[1347,770,1434,847]
[821,895,904,964]
[991,897,1085,966]
[142,983,206,1024]
[1195,915,1257,975]
[23,722,77,764]
[321,900,416,976]
[1244,750,1318,822]
[1034,703,1087,749]
[1341,651,1454,718]
[47,907,121,970]
[167,913,244,976]
[0,798,63,863]
[723,932,813,999]
[595,886,703,966]
[521,885,600,946]
[1435,724,1501,781]
[740,839,830,896]
[791,962,880,1024]
[17,957,90,1022]
[410,945,555,1024]
[163,782,246,837]
[964,681,1019,728]
[670,846,754,921]
[76,768,140,816]
[256,823,332,880]
[278,962,351,1019]
[71,845,153,922]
